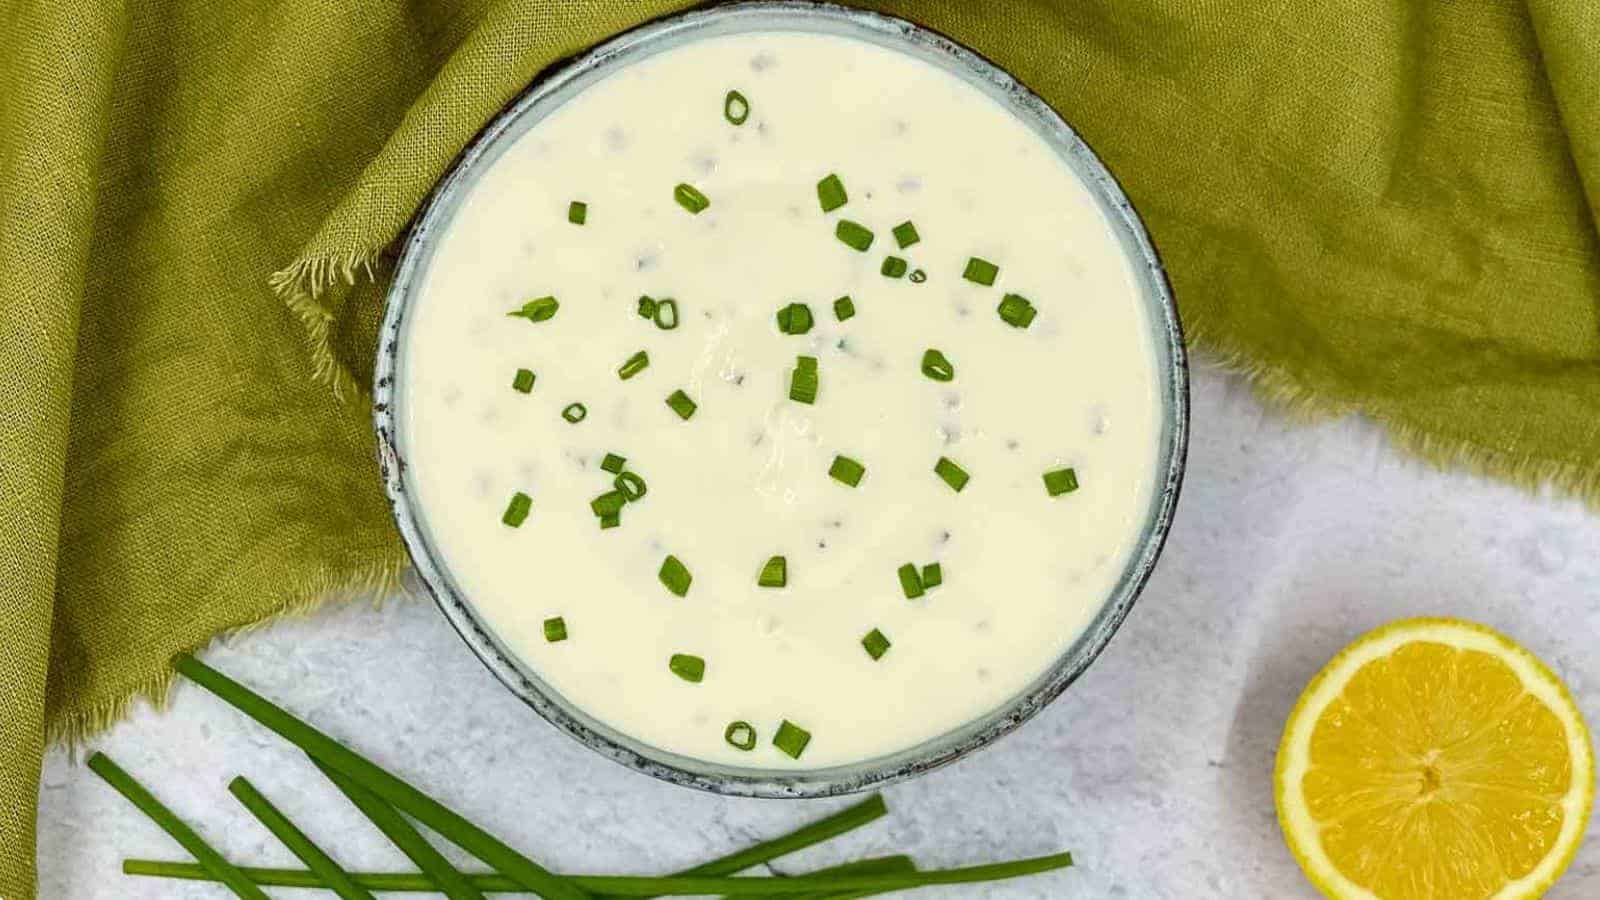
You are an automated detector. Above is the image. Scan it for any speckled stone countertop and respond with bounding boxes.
[37,364,1600,898]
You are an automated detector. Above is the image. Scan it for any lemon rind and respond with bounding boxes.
[1274,617,1594,900]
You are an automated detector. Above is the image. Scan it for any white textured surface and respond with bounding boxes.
[36,363,1600,898]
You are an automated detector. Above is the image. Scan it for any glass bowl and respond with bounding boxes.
[372,0,1188,798]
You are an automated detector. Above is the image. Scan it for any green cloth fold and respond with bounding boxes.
[3,1,1596,895]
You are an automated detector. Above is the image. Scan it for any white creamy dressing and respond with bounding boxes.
[400,30,1161,768]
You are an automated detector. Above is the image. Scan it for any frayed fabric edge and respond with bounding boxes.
[270,249,385,401]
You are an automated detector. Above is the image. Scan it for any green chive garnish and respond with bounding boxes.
[669,653,706,683]
[618,350,650,380]
[909,268,928,283]
[1044,467,1080,497]
[659,554,692,596]
[829,455,865,487]
[963,257,999,286]
[833,295,855,321]
[599,512,620,530]
[724,90,751,126]
[897,563,924,599]
[228,777,374,900]
[86,753,271,900]
[590,491,626,518]
[567,201,587,225]
[775,302,814,335]
[920,348,955,382]
[758,555,787,588]
[789,355,818,405]
[921,562,943,589]
[666,389,697,420]
[861,628,892,661]
[881,256,908,278]
[511,368,535,394]
[835,220,874,252]
[725,721,757,751]
[600,453,627,474]
[998,293,1037,328]
[654,298,680,330]
[816,174,847,213]
[561,403,587,423]
[892,221,921,248]
[674,183,710,214]
[637,295,657,319]
[543,617,568,643]
[773,720,812,759]
[502,492,531,527]
[614,471,647,501]
[934,456,970,492]
[507,296,559,322]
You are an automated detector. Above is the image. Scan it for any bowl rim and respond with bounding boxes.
[372,0,1189,798]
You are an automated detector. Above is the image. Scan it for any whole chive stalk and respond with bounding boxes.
[315,761,484,900]
[228,776,374,900]
[170,655,589,900]
[125,796,900,897]
[675,183,711,214]
[508,296,559,322]
[86,753,269,900]
[125,853,1010,897]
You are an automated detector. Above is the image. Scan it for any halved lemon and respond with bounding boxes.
[1276,618,1593,899]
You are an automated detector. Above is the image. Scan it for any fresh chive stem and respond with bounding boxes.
[719,856,917,900]
[125,796,900,898]
[170,655,589,900]
[229,776,374,900]
[85,753,269,900]
[120,850,1058,898]
[316,761,484,900]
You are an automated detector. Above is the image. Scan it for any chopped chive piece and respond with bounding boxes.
[674,183,710,214]
[789,356,819,404]
[665,389,698,420]
[920,348,955,382]
[561,403,587,423]
[669,653,706,683]
[909,268,928,283]
[502,492,532,527]
[758,555,787,588]
[897,563,924,599]
[861,628,892,661]
[725,721,757,750]
[816,174,848,212]
[833,295,855,321]
[835,220,874,252]
[774,720,812,759]
[881,256,908,278]
[829,455,865,487]
[892,221,921,248]
[600,453,627,474]
[659,554,692,596]
[963,257,999,286]
[998,293,1037,328]
[590,490,626,518]
[1044,466,1080,497]
[653,298,680,330]
[637,295,658,319]
[599,512,620,530]
[724,90,751,125]
[775,302,814,335]
[921,562,943,589]
[507,296,559,322]
[543,617,567,643]
[511,368,535,393]
[567,201,587,225]
[617,350,650,380]
[614,471,647,501]
[934,456,970,492]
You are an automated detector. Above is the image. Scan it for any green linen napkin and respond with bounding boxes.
[3,1,1597,895]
